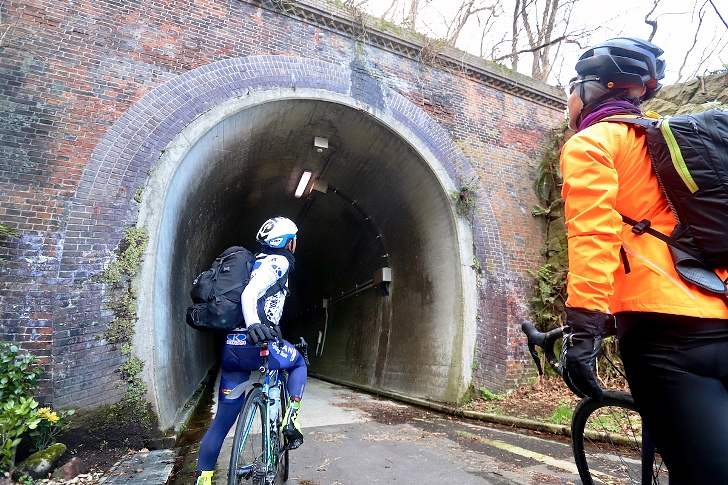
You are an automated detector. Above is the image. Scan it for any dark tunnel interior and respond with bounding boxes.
[143,97,473,426]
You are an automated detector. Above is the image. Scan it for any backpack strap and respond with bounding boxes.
[600,116,706,260]
[255,249,295,299]
[262,266,290,299]
[603,116,656,128]
[253,250,294,325]
[619,214,701,259]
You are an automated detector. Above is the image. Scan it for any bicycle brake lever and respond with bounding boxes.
[527,340,544,376]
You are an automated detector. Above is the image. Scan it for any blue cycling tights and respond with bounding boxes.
[196,336,307,472]
[617,312,728,483]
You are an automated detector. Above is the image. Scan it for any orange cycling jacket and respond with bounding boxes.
[560,119,728,318]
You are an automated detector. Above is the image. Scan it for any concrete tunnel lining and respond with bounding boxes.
[136,88,478,429]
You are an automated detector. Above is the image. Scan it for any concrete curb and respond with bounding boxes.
[310,373,572,438]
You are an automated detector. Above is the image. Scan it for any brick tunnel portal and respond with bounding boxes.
[135,91,477,428]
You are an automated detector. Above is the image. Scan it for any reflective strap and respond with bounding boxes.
[660,118,699,193]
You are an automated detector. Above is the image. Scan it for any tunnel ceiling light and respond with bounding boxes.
[314,136,328,153]
[295,170,313,198]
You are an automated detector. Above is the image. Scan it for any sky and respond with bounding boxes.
[358,0,727,88]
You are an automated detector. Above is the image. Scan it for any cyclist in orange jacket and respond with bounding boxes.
[559,37,728,482]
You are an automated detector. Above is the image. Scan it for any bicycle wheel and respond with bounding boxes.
[229,387,266,485]
[276,382,289,483]
[572,390,670,484]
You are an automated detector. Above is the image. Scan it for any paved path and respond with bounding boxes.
[102,377,584,484]
[212,378,582,484]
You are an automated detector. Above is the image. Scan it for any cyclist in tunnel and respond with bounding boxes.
[195,216,308,485]
[558,37,728,482]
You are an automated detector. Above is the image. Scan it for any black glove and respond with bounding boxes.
[246,323,279,345]
[561,308,615,401]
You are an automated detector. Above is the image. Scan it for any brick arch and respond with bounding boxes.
[74,55,504,272]
[58,55,509,415]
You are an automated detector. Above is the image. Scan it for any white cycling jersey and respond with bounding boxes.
[240,252,291,328]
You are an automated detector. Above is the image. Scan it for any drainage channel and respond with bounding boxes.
[167,376,217,485]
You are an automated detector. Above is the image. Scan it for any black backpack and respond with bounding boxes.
[185,246,290,332]
[606,110,728,295]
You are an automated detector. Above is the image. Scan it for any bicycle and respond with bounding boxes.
[521,321,673,485]
[227,338,309,485]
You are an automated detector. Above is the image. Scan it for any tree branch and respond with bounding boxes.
[493,34,567,62]
[643,0,660,41]
[677,6,705,81]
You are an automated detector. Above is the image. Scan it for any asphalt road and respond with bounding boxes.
[212,378,583,485]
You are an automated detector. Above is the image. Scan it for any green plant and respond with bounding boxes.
[533,121,567,204]
[94,227,149,285]
[0,341,43,403]
[0,397,40,472]
[90,227,155,430]
[452,182,477,217]
[479,387,506,401]
[547,400,573,425]
[28,407,74,452]
[0,223,17,238]
[529,263,567,330]
[18,474,34,484]
[472,256,481,274]
[104,285,138,345]
[109,357,153,430]
[530,122,570,331]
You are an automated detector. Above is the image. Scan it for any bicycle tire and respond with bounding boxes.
[229,387,266,485]
[572,390,670,484]
[278,382,289,482]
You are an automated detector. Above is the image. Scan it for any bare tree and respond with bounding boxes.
[643,0,661,41]
[407,0,420,27]
[676,2,727,82]
[359,0,725,85]
[502,0,579,81]
[442,0,501,46]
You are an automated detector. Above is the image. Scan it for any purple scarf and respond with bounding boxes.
[578,100,643,131]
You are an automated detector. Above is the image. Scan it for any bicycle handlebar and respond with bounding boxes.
[521,321,564,377]
[294,337,310,366]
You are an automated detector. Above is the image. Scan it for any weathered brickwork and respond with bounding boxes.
[0,0,563,409]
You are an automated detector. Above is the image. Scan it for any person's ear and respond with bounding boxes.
[629,86,647,98]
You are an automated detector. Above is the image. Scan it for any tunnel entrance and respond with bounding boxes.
[136,90,476,428]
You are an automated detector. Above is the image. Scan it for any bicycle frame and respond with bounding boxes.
[259,346,286,481]
[229,343,288,484]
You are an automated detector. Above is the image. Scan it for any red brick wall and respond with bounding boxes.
[0,0,564,408]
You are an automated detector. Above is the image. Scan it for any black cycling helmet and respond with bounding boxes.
[574,37,666,101]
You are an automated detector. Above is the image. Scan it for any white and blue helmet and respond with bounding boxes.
[256,217,298,249]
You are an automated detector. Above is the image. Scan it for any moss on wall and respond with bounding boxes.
[93,227,154,428]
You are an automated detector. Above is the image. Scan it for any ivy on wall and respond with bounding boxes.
[530,121,569,331]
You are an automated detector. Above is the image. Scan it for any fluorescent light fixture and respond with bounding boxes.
[295,171,312,198]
